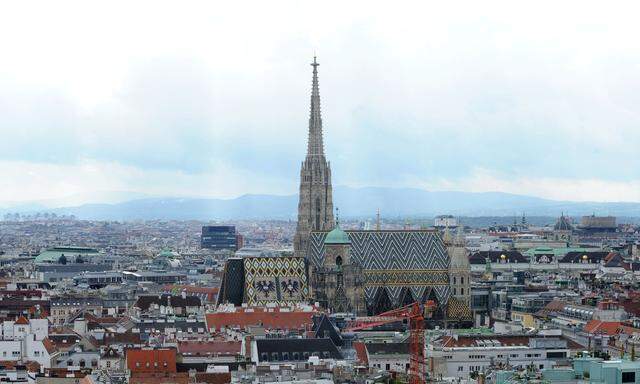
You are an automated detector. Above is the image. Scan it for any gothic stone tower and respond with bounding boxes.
[294,57,334,257]
[445,226,472,323]
[313,223,365,314]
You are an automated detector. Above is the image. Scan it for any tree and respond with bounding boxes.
[59,255,67,265]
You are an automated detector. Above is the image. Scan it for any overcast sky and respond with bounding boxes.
[1,1,639,204]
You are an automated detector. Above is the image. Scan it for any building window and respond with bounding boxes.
[458,366,464,372]
[622,372,635,383]
[106,361,111,368]
[453,277,457,284]
[386,364,390,371]
[461,277,464,284]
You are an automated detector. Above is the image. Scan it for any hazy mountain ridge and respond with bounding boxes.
[2,186,639,220]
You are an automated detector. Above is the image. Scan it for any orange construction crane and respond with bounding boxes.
[345,301,435,384]
[408,303,426,384]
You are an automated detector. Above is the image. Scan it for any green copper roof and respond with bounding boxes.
[324,225,350,245]
[158,249,178,258]
[35,246,99,263]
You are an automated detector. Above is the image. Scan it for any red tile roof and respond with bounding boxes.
[177,341,241,356]
[620,299,640,317]
[535,299,567,317]
[618,325,640,335]
[584,320,622,336]
[205,307,316,331]
[194,372,231,384]
[0,360,41,372]
[584,320,640,336]
[101,332,142,346]
[353,342,368,366]
[15,316,29,325]
[126,348,177,373]
[42,338,58,355]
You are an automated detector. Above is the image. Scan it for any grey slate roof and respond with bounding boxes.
[255,338,342,362]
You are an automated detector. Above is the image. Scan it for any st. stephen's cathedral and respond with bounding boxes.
[218,58,472,326]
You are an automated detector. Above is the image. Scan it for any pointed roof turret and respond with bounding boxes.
[442,226,452,245]
[454,225,465,246]
[554,212,573,231]
[307,56,325,157]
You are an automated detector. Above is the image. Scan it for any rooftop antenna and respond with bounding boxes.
[376,208,381,231]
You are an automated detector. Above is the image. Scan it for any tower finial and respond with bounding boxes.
[443,225,452,245]
[455,224,465,246]
[307,56,324,156]
[335,207,340,227]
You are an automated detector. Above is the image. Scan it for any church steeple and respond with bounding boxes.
[307,56,324,157]
[294,57,335,257]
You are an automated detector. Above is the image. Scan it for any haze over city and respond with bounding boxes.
[2,1,639,206]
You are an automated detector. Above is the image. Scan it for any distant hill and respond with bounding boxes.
[2,186,640,220]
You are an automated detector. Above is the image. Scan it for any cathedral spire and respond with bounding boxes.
[307,56,324,157]
[294,56,334,256]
